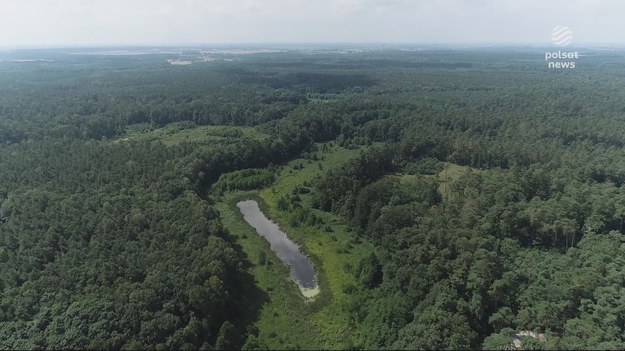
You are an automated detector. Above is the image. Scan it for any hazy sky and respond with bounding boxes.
[1,0,624,47]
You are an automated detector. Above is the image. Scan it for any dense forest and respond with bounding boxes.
[3,47,625,349]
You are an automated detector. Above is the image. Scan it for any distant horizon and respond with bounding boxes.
[3,0,625,48]
[4,42,625,51]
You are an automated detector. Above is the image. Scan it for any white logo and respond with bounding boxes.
[551,26,573,47]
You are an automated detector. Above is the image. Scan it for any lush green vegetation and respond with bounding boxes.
[3,47,625,349]
[213,169,276,195]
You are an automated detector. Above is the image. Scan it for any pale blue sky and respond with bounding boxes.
[0,0,622,47]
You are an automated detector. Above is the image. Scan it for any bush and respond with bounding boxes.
[214,168,275,193]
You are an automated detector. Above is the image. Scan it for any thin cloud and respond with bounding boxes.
[0,0,623,46]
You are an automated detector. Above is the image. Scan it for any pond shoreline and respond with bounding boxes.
[237,199,320,298]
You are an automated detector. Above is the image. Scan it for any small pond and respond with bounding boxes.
[237,200,318,295]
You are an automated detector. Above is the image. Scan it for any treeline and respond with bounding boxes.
[5,48,625,350]
[0,59,381,144]
[0,138,253,349]
[313,146,396,218]
[0,73,393,348]
[213,168,276,194]
[313,150,625,349]
[304,52,625,349]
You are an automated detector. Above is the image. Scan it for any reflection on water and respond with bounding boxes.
[237,200,317,291]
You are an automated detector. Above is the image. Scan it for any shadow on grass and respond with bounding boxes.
[226,261,269,348]
[223,192,334,314]
[197,191,269,349]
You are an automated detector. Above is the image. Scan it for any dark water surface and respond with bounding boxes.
[237,200,317,290]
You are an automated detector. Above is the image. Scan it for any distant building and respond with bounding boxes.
[167,59,192,65]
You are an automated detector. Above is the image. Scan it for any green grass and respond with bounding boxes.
[260,143,363,208]
[216,142,373,349]
[216,195,323,349]
[437,162,473,198]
